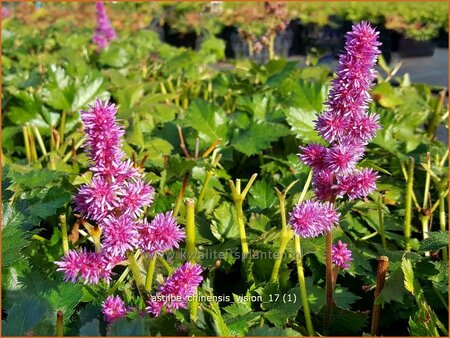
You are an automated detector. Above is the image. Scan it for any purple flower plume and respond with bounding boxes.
[93,2,117,49]
[331,240,353,269]
[146,263,203,316]
[101,295,127,323]
[138,211,185,255]
[289,201,339,238]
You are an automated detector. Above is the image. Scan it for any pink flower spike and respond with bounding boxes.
[138,211,185,255]
[312,169,337,202]
[55,250,84,283]
[101,295,127,323]
[332,240,353,269]
[102,215,139,257]
[325,143,364,174]
[336,168,378,200]
[289,200,339,238]
[120,179,155,217]
[73,175,122,221]
[146,263,203,316]
[299,144,328,171]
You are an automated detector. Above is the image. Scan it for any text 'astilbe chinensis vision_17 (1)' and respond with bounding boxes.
[54,99,200,323]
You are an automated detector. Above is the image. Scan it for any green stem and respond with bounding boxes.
[426,90,445,140]
[109,266,130,295]
[235,199,249,256]
[268,33,275,60]
[32,125,47,156]
[56,310,63,337]
[439,192,447,261]
[185,199,196,262]
[295,235,314,336]
[196,171,213,212]
[145,256,157,292]
[59,215,69,255]
[173,172,189,217]
[127,251,145,297]
[185,199,198,321]
[404,157,414,252]
[378,193,387,249]
[23,126,31,162]
[324,230,334,334]
[158,256,173,274]
[59,111,67,144]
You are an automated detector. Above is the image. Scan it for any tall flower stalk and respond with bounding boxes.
[93,2,117,49]
[55,99,199,323]
[292,22,382,334]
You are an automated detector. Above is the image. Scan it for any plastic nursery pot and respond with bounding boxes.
[163,23,198,49]
[437,27,449,48]
[288,19,308,56]
[398,36,437,58]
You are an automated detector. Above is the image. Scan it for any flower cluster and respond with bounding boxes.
[92,2,117,49]
[101,295,127,323]
[147,263,203,316]
[290,22,381,238]
[55,99,188,323]
[331,240,353,269]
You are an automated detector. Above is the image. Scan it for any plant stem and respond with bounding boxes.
[295,235,314,336]
[324,230,334,334]
[270,181,299,282]
[32,125,47,156]
[56,310,63,336]
[439,192,447,261]
[23,126,31,163]
[370,256,389,336]
[173,172,189,217]
[59,111,67,144]
[145,255,157,293]
[268,33,275,60]
[59,214,69,255]
[196,171,213,212]
[127,251,145,297]
[27,125,38,162]
[186,198,198,321]
[377,193,387,249]
[235,199,249,255]
[404,157,414,251]
[426,90,445,140]
[185,199,196,262]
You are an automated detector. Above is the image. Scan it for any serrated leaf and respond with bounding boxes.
[109,317,145,336]
[247,325,301,336]
[419,231,448,252]
[328,306,369,335]
[248,179,277,211]
[285,107,322,143]
[223,302,252,316]
[99,46,130,68]
[48,283,83,322]
[248,213,272,233]
[401,256,415,295]
[2,297,51,336]
[232,122,289,156]
[184,99,229,144]
[379,267,405,304]
[27,187,72,219]
[79,319,101,336]
[264,288,301,326]
[6,167,65,189]
[211,202,239,241]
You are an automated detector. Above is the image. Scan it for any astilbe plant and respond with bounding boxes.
[288,21,382,334]
[55,100,203,323]
[92,2,117,49]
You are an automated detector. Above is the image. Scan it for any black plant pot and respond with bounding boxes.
[288,19,308,56]
[218,25,238,59]
[398,37,437,58]
[163,23,198,49]
[437,28,449,48]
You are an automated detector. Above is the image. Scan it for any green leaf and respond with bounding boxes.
[2,297,50,336]
[248,213,272,233]
[379,267,405,303]
[210,202,239,241]
[263,288,301,326]
[285,107,322,143]
[6,167,65,189]
[99,46,130,68]
[401,256,415,295]
[48,283,83,322]
[109,317,145,336]
[79,319,101,336]
[248,179,277,211]
[247,325,301,336]
[184,99,229,144]
[328,306,369,335]
[232,122,289,156]
[419,231,448,252]
[1,203,31,268]
[223,302,252,316]
[27,187,72,219]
